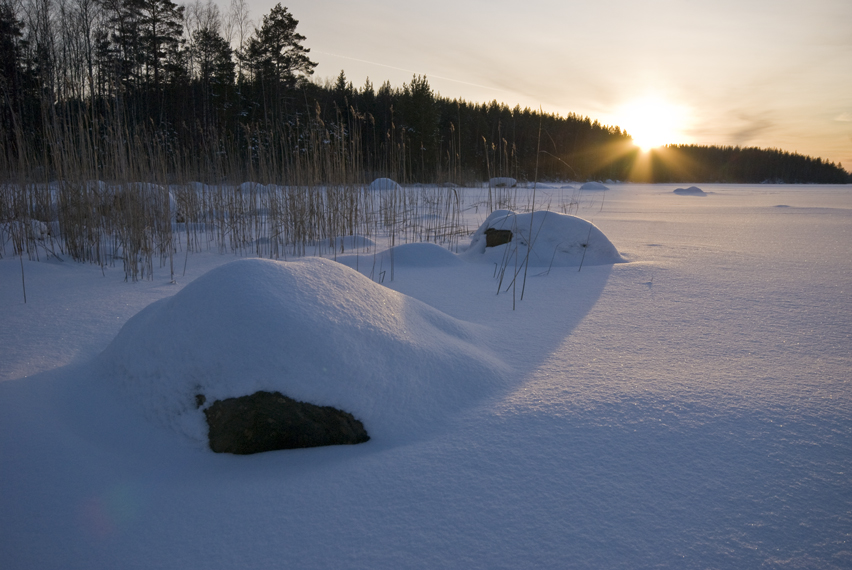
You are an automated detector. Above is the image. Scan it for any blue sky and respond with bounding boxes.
[244,0,852,167]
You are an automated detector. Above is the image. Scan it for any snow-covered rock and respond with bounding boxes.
[489,177,517,188]
[368,177,402,191]
[673,186,706,196]
[579,181,609,191]
[96,258,508,445]
[460,209,623,267]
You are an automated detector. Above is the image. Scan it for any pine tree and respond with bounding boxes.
[242,3,315,87]
[192,26,234,89]
[0,0,28,152]
[0,0,26,100]
[135,0,184,90]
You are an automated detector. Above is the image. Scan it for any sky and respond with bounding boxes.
[236,0,852,167]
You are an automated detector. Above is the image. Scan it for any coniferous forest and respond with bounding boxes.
[1,0,849,185]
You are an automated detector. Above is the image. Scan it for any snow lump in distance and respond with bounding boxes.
[96,258,509,447]
[579,181,609,191]
[489,177,517,187]
[368,177,402,191]
[673,185,707,196]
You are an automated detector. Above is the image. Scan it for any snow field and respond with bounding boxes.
[1,183,850,569]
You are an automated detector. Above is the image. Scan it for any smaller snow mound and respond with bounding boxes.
[579,181,609,191]
[673,186,706,196]
[376,243,463,267]
[489,177,517,188]
[460,210,623,267]
[335,242,463,271]
[369,177,402,191]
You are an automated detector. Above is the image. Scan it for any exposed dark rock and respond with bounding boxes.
[203,391,370,454]
[485,228,513,247]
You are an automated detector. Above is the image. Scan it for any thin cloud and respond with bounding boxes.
[729,113,776,147]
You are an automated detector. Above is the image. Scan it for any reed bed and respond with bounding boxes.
[1,105,575,281]
[1,180,480,281]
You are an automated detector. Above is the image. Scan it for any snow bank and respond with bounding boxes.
[95,258,507,446]
[460,209,623,267]
[673,185,707,196]
[489,177,517,187]
[369,177,402,191]
[579,181,609,191]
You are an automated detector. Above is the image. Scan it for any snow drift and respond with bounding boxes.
[461,210,623,267]
[95,258,508,446]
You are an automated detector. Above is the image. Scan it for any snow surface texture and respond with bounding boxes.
[95,257,506,444]
[1,184,851,570]
[460,209,624,267]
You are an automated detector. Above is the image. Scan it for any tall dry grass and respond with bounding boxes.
[0,104,483,282]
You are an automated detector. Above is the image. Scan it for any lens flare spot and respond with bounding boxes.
[79,482,145,538]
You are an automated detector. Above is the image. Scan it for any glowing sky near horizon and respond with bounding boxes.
[242,0,851,167]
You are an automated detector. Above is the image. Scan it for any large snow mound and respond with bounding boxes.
[460,210,623,267]
[95,258,507,446]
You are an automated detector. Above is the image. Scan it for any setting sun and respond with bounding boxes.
[617,97,686,152]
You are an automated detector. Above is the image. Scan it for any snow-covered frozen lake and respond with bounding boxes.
[1,183,850,569]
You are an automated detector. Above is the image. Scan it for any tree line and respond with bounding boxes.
[1,0,848,184]
[638,145,849,184]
